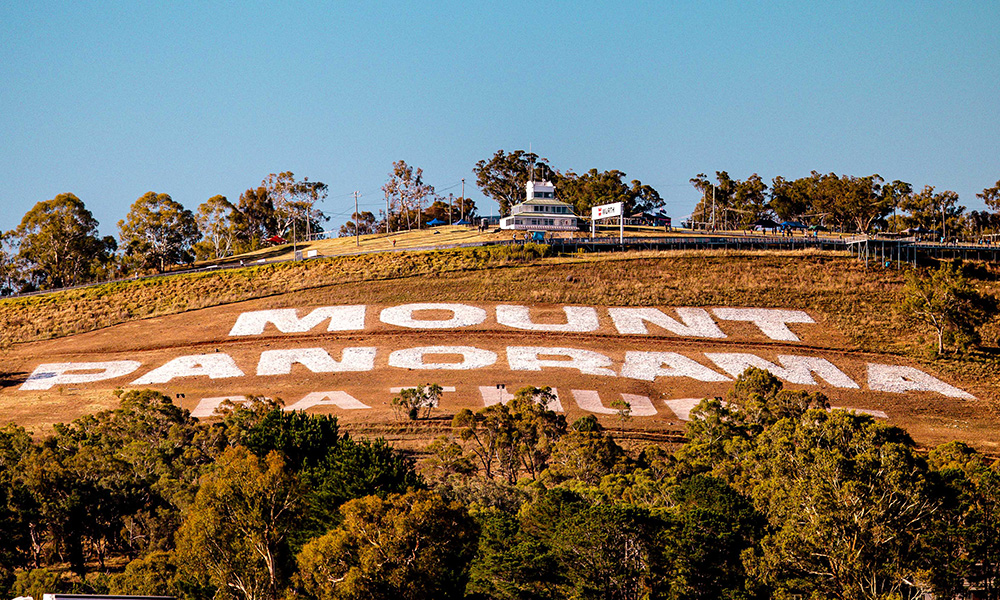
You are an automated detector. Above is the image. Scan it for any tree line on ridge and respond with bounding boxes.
[3,150,999,295]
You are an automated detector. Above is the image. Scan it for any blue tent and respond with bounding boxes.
[455,219,470,225]
[426,218,446,226]
[779,221,807,229]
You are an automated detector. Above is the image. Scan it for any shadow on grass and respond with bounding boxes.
[0,371,28,389]
[971,346,1000,359]
[216,245,300,265]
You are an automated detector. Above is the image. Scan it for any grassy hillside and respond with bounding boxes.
[214,223,717,264]
[0,247,962,346]
[3,244,997,361]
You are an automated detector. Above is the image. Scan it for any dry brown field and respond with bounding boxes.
[1,245,998,453]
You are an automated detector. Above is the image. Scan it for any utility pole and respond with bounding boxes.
[354,191,360,247]
[449,193,454,225]
[711,186,716,231]
[304,206,310,243]
[461,178,466,221]
[942,200,946,243]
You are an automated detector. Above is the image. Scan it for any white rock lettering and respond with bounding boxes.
[866,363,974,399]
[229,306,365,336]
[571,390,657,416]
[507,347,616,376]
[711,308,815,341]
[388,346,498,370]
[379,303,487,329]
[704,353,859,388]
[256,347,376,376]
[609,307,726,338]
[132,354,244,385]
[284,391,372,411]
[496,305,600,332]
[620,351,731,382]
[21,360,142,391]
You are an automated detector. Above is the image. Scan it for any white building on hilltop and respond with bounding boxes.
[500,180,580,231]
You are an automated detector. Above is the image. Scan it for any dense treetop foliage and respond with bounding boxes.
[2,371,999,600]
[901,261,998,354]
[685,169,1000,241]
[473,150,557,217]
[8,193,116,292]
[119,192,200,273]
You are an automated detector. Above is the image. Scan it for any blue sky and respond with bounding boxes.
[2,1,998,235]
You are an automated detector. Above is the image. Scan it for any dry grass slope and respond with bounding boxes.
[3,245,999,404]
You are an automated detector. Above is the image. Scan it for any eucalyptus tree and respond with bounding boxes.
[176,447,301,600]
[978,179,1000,211]
[383,161,435,231]
[294,490,477,600]
[260,172,327,242]
[837,173,889,232]
[194,195,238,260]
[453,386,566,484]
[556,168,664,218]
[740,410,939,600]
[338,211,377,237]
[10,193,115,290]
[881,179,913,232]
[474,150,556,216]
[689,171,738,228]
[235,184,277,250]
[897,185,964,235]
[926,441,1000,599]
[118,192,199,273]
[769,175,811,221]
[0,231,17,295]
[901,261,996,354]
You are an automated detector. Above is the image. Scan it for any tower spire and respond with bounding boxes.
[529,142,534,182]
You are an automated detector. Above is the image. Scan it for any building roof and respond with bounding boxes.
[513,198,574,207]
[526,179,555,188]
